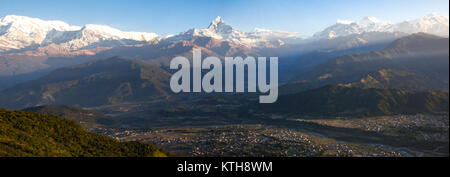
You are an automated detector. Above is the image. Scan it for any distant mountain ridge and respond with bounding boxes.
[342,69,449,92]
[0,14,449,96]
[1,33,448,110]
[0,57,172,109]
[0,13,448,81]
[260,85,449,116]
[282,33,449,94]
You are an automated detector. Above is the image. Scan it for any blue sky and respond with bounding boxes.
[1,0,448,36]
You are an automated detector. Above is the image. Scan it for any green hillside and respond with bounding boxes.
[260,85,449,117]
[0,108,170,157]
[22,105,108,129]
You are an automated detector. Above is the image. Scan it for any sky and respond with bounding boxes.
[1,0,449,37]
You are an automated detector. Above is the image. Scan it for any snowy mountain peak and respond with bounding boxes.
[168,17,298,48]
[83,24,117,31]
[418,13,449,25]
[208,16,225,29]
[335,16,383,26]
[0,15,82,50]
[360,16,380,24]
[392,13,449,37]
[251,28,298,40]
[0,15,80,31]
[314,14,449,39]
[1,15,33,23]
[336,20,355,25]
[207,16,233,34]
[210,16,224,26]
[423,13,448,20]
[80,24,158,41]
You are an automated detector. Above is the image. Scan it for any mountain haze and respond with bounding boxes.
[282,33,449,94]
[0,57,172,109]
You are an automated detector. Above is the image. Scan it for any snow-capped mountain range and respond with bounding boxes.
[0,14,449,55]
[0,15,158,53]
[166,16,298,48]
[314,14,449,39]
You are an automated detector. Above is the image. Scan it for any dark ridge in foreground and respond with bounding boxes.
[22,105,108,128]
[0,108,171,157]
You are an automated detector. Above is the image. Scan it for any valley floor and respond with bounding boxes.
[90,114,449,157]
